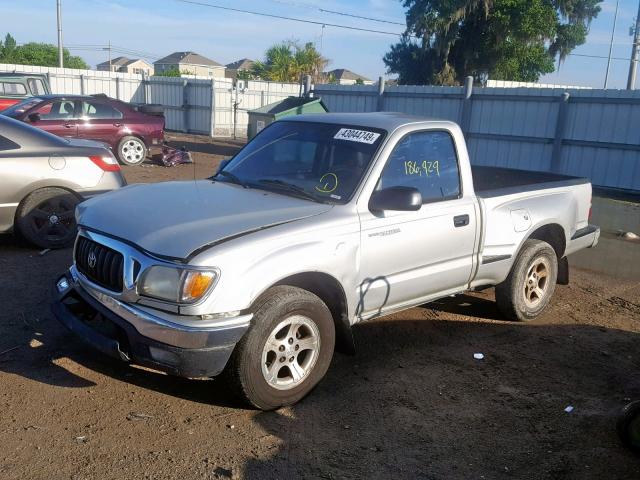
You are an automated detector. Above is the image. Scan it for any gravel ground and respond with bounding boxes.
[1,134,639,480]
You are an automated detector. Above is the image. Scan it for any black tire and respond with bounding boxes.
[617,401,640,452]
[15,187,79,249]
[224,286,335,410]
[117,136,148,165]
[495,239,558,321]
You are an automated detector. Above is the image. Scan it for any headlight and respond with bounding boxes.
[139,266,218,304]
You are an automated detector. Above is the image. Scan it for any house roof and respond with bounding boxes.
[326,68,371,82]
[121,58,152,68]
[154,51,223,67]
[226,58,254,70]
[97,56,131,68]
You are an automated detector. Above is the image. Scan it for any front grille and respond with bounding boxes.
[75,236,124,292]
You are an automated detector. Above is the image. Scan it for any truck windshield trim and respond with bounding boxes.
[220,120,388,205]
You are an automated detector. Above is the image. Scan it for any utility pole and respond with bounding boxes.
[56,0,63,68]
[604,0,619,89]
[628,1,640,90]
[107,40,112,71]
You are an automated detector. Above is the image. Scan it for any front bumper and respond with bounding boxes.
[52,271,250,378]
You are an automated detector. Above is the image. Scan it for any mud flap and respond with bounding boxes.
[557,256,569,285]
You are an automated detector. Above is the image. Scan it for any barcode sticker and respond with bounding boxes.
[333,128,381,144]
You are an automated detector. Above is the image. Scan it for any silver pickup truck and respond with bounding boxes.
[53,113,599,409]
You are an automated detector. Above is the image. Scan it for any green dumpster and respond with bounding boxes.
[247,96,328,139]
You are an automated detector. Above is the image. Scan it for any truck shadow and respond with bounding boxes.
[240,318,640,479]
[427,291,505,321]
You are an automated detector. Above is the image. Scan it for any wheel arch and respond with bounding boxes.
[271,272,355,355]
[524,223,566,260]
[14,183,82,225]
[522,222,568,285]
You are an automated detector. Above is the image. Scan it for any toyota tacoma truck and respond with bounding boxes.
[53,112,599,410]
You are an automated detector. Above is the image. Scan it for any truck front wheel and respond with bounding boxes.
[224,286,335,410]
[495,239,558,321]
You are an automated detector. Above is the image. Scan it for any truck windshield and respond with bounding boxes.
[217,121,386,204]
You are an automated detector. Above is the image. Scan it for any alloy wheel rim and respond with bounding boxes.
[29,197,76,242]
[523,256,550,308]
[261,315,320,391]
[121,139,144,163]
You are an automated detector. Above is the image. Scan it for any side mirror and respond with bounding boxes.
[217,158,231,173]
[369,186,422,212]
[28,112,41,123]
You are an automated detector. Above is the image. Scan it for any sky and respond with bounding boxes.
[1,0,639,89]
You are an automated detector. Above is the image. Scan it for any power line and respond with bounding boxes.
[171,0,409,37]
[269,0,405,26]
[569,52,636,61]
[318,8,405,26]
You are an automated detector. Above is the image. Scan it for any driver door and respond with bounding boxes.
[356,130,477,320]
[27,99,78,139]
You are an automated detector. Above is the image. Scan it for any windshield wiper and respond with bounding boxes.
[257,179,321,203]
[214,170,248,188]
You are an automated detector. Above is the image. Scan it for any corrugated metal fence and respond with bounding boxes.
[1,64,638,192]
[313,82,640,192]
[0,64,298,137]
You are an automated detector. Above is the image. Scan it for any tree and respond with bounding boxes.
[355,78,365,85]
[236,69,255,81]
[0,33,17,60]
[0,33,88,68]
[384,0,602,85]
[250,41,328,83]
[155,67,183,77]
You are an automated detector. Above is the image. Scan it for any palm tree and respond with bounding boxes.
[251,41,328,83]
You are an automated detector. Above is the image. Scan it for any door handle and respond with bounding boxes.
[113,122,123,127]
[453,214,470,227]
[63,122,74,128]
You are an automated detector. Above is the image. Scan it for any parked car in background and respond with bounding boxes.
[53,113,599,410]
[0,115,126,248]
[0,72,50,111]
[2,94,164,165]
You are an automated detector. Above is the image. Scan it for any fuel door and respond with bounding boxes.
[511,209,532,232]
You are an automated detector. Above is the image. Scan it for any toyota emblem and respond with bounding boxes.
[87,251,97,268]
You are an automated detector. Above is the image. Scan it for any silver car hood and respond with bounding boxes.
[76,180,333,260]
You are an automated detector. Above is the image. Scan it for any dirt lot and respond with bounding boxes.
[1,134,639,480]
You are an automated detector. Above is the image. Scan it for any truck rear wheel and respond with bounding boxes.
[495,239,558,321]
[224,286,335,410]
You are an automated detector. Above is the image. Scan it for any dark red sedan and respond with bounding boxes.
[3,94,164,165]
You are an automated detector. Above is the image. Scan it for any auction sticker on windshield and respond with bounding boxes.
[334,128,381,144]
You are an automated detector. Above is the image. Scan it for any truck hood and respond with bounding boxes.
[77,180,333,260]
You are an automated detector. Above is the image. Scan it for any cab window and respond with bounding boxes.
[378,131,461,203]
[1,82,27,95]
[27,78,47,95]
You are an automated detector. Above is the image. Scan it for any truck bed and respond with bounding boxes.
[472,166,589,198]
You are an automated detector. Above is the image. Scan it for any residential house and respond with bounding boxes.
[225,58,255,80]
[96,56,153,75]
[325,68,374,85]
[154,51,225,77]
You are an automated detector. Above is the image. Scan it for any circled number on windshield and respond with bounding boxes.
[315,173,338,194]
